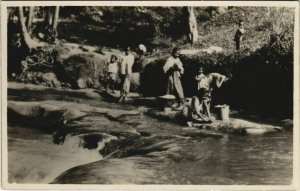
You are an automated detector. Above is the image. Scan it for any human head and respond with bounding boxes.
[124,46,131,55]
[238,20,244,27]
[110,55,117,62]
[12,15,19,23]
[172,47,180,58]
[138,44,147,54]
[220,74,231,85]
[198,67,204,74]
[225,73,233,82]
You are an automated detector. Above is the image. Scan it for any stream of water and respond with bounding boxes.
[7,84,293,184]
[8,115,293,184]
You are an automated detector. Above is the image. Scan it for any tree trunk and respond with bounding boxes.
[44,7,54,27]
[19,6,43,50]
[52,6,60,30]
[27,6,34,34]
[187,7,198,45]
[266,7,271,17]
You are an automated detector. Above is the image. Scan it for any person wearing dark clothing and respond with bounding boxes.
[235,21,245,50]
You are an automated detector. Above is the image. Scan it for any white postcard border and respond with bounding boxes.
[1,1,299,190]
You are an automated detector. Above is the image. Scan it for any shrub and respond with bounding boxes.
[179,34,293,118]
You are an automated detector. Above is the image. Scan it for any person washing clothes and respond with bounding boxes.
[183,67,229,122]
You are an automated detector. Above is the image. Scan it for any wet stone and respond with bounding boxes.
[79,133,105,150]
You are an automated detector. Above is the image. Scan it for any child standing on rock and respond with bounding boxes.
[105,55,119,93]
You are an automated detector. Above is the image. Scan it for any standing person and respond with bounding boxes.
[195,67,206,91]
[163,47,185,109]
[234,20,245,50]
[138,44,147,57]
[105,55,119,93]
[133,44,147,73]
[119,47,135,102]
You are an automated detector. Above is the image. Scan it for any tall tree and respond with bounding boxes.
[26,6,34,34]
[52,6,60,30]
[44,7,54,26]
[187,7,198,44]
[19,6,42,50]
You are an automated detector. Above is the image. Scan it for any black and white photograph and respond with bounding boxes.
[1,1,299,189]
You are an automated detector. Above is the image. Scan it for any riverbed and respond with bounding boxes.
[7,83,293,185]
[8,114,293,184]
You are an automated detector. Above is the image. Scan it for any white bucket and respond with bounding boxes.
[215,105,230,121]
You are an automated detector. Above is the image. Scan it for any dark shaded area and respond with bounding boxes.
[8,88,97,102]
[57,7,192,48]
[179,47,293,119]
[7,107,65,134]
[7,18,29,75]
[139,41,293,119]
[81,133,104,150]
[54,54,98,89]
[140,58,167,97]
[182,131,223,139]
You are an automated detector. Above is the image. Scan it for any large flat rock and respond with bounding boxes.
[146,110,283,135]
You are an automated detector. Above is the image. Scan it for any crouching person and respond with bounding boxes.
[182,68,229,123]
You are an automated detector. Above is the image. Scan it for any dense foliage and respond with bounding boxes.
[179,32,293,118]
[7,6,295,118]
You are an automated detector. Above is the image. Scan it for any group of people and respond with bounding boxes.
[104,45,229,122]
[104,46,135,102]
[163,47,229,122]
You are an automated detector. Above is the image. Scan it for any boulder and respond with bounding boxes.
[146,109,283,135]
[52,43,112,89]
[129,73,140,90]
[42,72,61,88]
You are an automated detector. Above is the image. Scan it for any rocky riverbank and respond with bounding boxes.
[7,82,293,184]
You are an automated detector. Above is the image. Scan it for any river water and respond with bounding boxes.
[7,83,293,184]
[8,113,293,185]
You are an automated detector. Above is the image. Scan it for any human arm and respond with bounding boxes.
[207,73,227,88]
[163,57,174,73]
[176,59,184,74]
[103,59,109,73]
[235,28,245,38]
[215,74,227,88]
[126,54,135,75]
[195,74,204,81]
[125,63,129,75]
